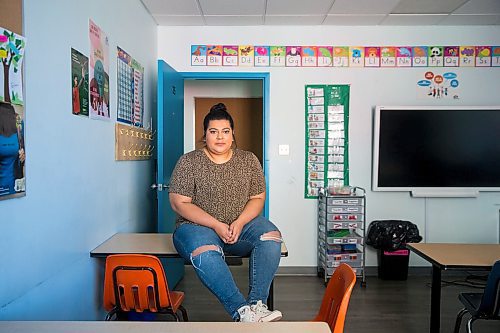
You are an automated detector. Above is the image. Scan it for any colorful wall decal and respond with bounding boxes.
[364,47,380,67]
[191,45,207,66]
[254,46,270,67]
[428,46,444,67]
[412,46,428,67]
[459,46,475,67]
[332,47,349,67]
[349,47,364,67]
[380,47,396,67]
[223,45,238,66]
[238,45,254,67]
[417,71,460,100]
[475,46,492,67]
[207,45,222,66]
[396,47,412,67]
[301,46,318,67]
[286,46,302,67]
[317,46,333,67]
[444,46,459,67]
[492,46,500,67]
[270,46,285,67]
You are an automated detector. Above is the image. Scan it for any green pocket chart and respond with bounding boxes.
[304,84,350,199]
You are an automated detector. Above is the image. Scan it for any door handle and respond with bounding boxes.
[151,183,169,191]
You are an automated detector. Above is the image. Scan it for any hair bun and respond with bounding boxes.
[210,103,227,113]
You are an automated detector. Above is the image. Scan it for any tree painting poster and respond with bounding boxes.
[88,19,109,120]
[71,48,89,116]
[0,27,26,105]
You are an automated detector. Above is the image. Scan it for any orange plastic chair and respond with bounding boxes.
[313,263,356,333]
[103,254,188,321]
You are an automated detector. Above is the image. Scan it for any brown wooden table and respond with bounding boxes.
[91,233,288,310]
[407,243,500,333]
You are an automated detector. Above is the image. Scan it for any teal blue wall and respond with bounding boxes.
[0,0,157,319]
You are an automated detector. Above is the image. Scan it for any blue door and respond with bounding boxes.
[157,60,184,286]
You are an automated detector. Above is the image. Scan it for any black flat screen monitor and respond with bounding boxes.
[372,106,500,195]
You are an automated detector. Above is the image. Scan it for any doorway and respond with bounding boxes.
[181,73,270,217]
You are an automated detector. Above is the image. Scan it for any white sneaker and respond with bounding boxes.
[237,305,257,322]
[251,300,282,322]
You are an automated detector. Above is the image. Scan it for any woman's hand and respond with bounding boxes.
[227,220,244,244]
[213,222,232,243]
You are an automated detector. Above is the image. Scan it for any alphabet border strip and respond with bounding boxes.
[190,45,500,68]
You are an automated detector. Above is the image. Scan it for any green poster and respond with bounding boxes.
[304,84,350,198]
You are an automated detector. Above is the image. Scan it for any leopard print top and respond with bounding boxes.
[169,148,266,227]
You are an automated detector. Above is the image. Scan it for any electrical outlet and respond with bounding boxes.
[278,144,290,156]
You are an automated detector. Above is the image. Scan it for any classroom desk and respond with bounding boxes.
[406,243,500,333]
[0,321,331,333]
[90,233,288,309]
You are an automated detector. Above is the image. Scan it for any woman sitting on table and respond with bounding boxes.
[169,103,283,322]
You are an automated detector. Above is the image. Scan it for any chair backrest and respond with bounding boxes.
[314,263,357,333]
[103,254,172,313]
[478,260,500,318]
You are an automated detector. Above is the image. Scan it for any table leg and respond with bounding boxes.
[267,279,274,310]
[430,265,441,333]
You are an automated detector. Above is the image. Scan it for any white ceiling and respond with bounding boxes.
[141,0,500,26]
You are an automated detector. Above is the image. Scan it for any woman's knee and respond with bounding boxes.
[259,230,282,243]
[190,244,225,270]
[252,216,282,242]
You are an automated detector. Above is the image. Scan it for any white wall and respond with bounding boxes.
[0,0,157,320]
[158,26,500,268]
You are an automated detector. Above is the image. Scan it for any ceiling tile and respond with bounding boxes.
[453,0,500,14]
[199,0,266,15]
[329,0,400,15]
[154,15,205,26]
[265,15,326,25]
[391,0,468,14]
[266,0,334,15]
[381,14,449,25]
[141,0,200,15]
[324,14,387,25]
[439,14,500,25]
[204,15,264,26]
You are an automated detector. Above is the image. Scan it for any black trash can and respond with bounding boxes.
[366,220,422,280]
[378,248,410,280]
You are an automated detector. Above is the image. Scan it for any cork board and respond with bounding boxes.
[115,123,154,161]
[0,0,23,35]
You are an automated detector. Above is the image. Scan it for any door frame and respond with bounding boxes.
[181,72,270,217]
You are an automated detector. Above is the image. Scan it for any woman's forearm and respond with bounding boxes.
[171,200,221,229]
[234,197,265,226]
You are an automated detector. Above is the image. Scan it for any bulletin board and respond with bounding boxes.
[304,84,350,198]
[0,0,22,35]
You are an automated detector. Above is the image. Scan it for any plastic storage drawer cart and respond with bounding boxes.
[318,187,366,286]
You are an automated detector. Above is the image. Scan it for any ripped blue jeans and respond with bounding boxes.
[173,215,282,320]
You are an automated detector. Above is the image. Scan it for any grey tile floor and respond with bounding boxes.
[175,264,499,333]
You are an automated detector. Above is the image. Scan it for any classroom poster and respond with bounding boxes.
[117,46,144,127]
[0,27,26,105]
[417,71,460,100]
[89,19,110,120]
[305,85,350,198]
[0,102,25,200]
[71,48,89,117]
